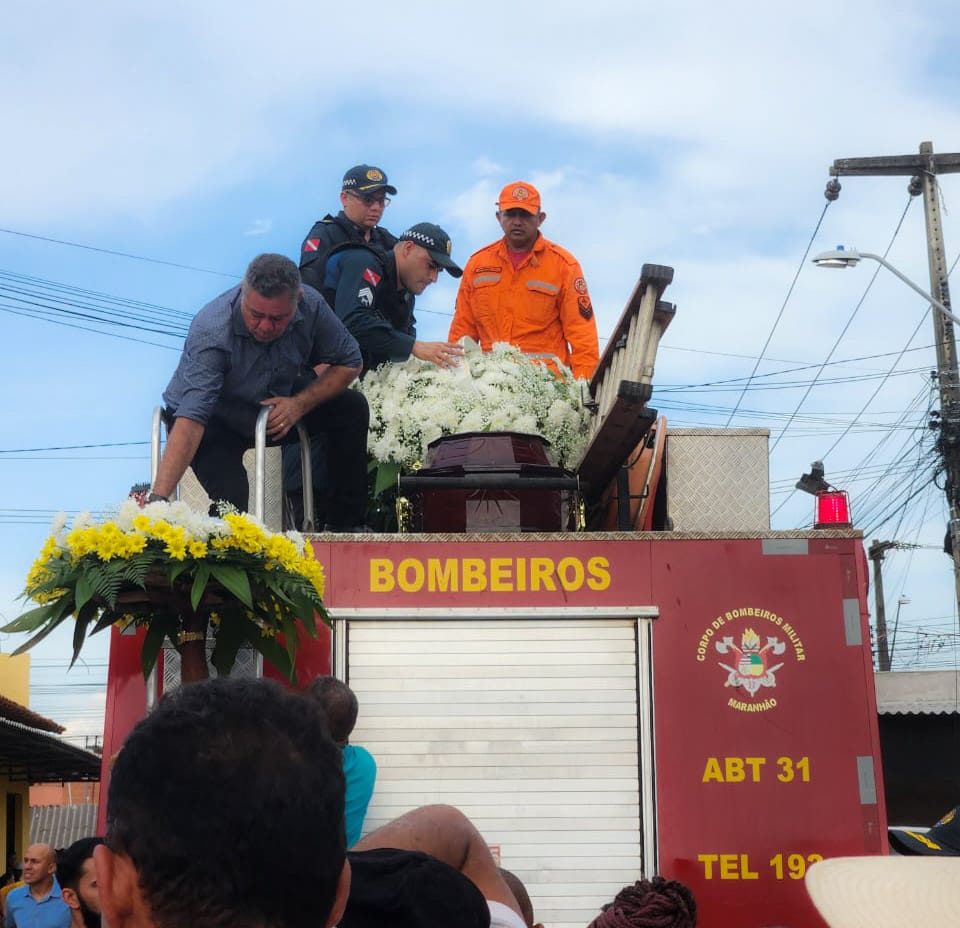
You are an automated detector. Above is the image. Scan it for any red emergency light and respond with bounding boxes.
[814,490,852,528]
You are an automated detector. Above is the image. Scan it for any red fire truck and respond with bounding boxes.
[100,266,884,928]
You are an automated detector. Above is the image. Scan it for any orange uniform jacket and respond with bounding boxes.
[449,235,600,379]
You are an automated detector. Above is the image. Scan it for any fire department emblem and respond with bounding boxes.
[716,628,785,696]
[574,277,588,293]
[366,169,384,181]
[512,186,530,200]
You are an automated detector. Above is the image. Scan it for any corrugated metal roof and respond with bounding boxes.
[30,804,99,848]
[0,718,101,783]
[876,670,960,715]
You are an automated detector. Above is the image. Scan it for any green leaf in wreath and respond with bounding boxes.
[141,618,177,680]
[374,460,401,497]
[2,602,56,634]
[210,565,253,609]
[75,574,94,613]
[191,563,212,612]
[10,597,76,655]
[209,616,245,677]
[237,615,294,681]
[70,601,99,667]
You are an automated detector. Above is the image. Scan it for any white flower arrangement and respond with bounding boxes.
[359,340,593,472]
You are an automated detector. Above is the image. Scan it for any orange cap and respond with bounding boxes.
[497,181,541,215]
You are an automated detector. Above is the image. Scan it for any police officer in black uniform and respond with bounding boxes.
[324,222,464,374]
[299,164,399,292]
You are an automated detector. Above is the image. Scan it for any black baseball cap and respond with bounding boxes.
[397,222,463,278]
[342,164,397,195]
[889,806,960,855]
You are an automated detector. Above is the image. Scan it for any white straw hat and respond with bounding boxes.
[805,856,960,928]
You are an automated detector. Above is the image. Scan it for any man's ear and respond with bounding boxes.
[94,845,140,928]
[61,886,80,912]
[325,858,352,928]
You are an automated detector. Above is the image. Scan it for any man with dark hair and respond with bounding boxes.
[299,164,399,294]
[56,838,103,928]
[307,676,377,847]
[3,843,69,928]
[323,222,465,374]
[152,253,370,531]
[95,678,349,928]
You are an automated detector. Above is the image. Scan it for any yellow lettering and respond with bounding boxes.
[724,758,745,782]
[530,558,557,592]
[370,558,395,592]
[427,558,458,592]
[489,558,513,592]
[462,558,486,592]
[397,558,425,592]
[557,556,585,591]
[515,557,527,591]
[697,854,719,879]
[702,757,723,783]
[586,556,610,590]
[719,854,739,879]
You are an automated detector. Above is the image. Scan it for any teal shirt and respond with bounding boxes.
[343,743,377,847]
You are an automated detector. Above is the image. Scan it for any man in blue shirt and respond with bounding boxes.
[306,675,377,847]
[153,253,369,531]
[3,843,70,928]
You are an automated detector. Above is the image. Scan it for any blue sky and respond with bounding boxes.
[3,0,960,741]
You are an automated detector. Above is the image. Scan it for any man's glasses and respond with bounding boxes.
[346,191,391,207]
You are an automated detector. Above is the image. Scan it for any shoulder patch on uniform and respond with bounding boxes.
[304,239,320,253]
[578,295,594,320]
[358,287,374,307]
[363,267,382,287]
[574,277,588,294]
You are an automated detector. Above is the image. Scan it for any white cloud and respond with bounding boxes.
[244,219,273,236]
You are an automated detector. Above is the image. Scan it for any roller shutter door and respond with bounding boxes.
[345,616,651,928]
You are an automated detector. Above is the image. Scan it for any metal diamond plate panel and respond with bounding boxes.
[161,642,259,693]
[665,428,770,532]
[179,448,284,530]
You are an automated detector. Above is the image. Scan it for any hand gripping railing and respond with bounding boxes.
[150,407,315,531]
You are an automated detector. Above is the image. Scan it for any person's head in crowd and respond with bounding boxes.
[340,164,396,232]
[58,837,104,928]
[806,855,960,928]
[95,677,348,928]
[394,223,463,294]
[888,804,960,855]
[587,876,697,928]
[307,675,360,746]
[499,868,542,928]
[239,253,303,343]
[496,182,546,253]
[20,843,57,890]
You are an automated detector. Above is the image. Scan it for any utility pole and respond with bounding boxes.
[867,540,895,671]
[829,142,960,619]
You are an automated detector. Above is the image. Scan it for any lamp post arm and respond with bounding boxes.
[859,252,960,326]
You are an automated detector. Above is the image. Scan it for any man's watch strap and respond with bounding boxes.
[146,492,169,503]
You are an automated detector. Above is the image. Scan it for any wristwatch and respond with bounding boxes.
[146,492,169,503]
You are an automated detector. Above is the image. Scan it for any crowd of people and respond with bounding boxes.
[148,163,602,528]
[8,672,960,927]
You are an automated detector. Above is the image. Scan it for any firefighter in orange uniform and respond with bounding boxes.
[449,181,599,380]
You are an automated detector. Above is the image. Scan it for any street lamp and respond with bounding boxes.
[812,247,960,326]
[889,595,911,669]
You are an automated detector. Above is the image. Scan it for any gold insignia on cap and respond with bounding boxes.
[446,240,452,255]
[512,186,530,200]
[366,169,384,181]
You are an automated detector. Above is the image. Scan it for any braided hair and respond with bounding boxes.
[587,877,697,928]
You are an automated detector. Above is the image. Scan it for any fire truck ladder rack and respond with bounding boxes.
[577,263,675,510]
